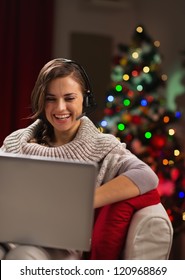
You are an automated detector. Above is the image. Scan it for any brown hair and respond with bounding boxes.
[31,58,86,120]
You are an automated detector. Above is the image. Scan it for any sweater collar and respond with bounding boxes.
[6,117,119,163]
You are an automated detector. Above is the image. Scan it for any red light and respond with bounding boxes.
[132,70,139,77]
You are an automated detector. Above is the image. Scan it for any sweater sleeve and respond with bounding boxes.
[119,155,159,194]
[114,144,159,195]
[0,145,6,152]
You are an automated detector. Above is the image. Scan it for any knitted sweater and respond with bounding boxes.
[1,116,158,193]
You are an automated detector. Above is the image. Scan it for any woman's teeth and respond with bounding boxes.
[55,114,70,119]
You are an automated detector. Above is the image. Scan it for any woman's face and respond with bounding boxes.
[45,76,84,144]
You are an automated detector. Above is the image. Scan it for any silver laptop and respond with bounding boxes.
[0,152,97,251]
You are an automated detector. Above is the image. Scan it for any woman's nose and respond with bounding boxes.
[56,99,66,110]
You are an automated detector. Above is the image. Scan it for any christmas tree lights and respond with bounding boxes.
[99,25,185,234]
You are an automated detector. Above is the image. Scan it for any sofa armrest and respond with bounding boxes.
[122,203,173,260]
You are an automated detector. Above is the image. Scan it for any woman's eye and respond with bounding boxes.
[45,96,56,102]
[65,97,75,102]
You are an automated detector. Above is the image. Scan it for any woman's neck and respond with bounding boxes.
[50,125,80,147]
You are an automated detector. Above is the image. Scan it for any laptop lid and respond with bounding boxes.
[0,152,97,251]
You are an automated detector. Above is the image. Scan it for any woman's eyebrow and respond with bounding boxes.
[64,93,77,96]
[46,92,77,97]
[46,93,55,96]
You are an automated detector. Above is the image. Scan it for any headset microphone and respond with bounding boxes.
[76,112,86,121]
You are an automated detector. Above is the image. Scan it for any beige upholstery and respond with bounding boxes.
[122,203,173,259]
[0,244,81,260]
[0,203,173,260]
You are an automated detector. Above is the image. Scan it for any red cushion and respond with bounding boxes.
[87,189,160,260]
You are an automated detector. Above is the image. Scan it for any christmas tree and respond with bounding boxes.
[98,25,185,234]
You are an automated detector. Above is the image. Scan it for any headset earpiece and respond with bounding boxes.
[83,91,97,113]
[83,92,91,108]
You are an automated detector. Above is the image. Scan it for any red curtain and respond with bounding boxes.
[0,0,54,145]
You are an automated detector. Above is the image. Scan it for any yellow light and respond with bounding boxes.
[143,66,150,73]
[182,212,185,221]
[163,116,170,123]
[161,74,168,81]
[132,52,139,59]
[174,149,180,156]
[163,159,168,165]
[169,129,175,136]
[169,160,174,165]
[123,74,130,81]
[136,26,143,33]
[98,127,104,133]
[120,58,127,65]
[154,40,160,47]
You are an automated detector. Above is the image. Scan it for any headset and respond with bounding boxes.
[57,58,97,116]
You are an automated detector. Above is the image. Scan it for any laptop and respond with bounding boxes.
[0,152,97,251]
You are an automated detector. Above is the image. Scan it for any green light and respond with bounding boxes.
[137,85,143,91]
[117,123,125,131]
[145,131,152,139]
[115,84,122,92]
[123,99,131,106]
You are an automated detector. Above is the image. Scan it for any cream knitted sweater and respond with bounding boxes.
[1,116,158,193]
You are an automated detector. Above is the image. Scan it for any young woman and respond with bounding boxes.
[0,58,160,259]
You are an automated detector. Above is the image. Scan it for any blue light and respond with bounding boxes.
[140,99,148,106]
[101,120,108,127]
[107,95,114,102]
[175,111,181,119]
[178,191,185,199]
